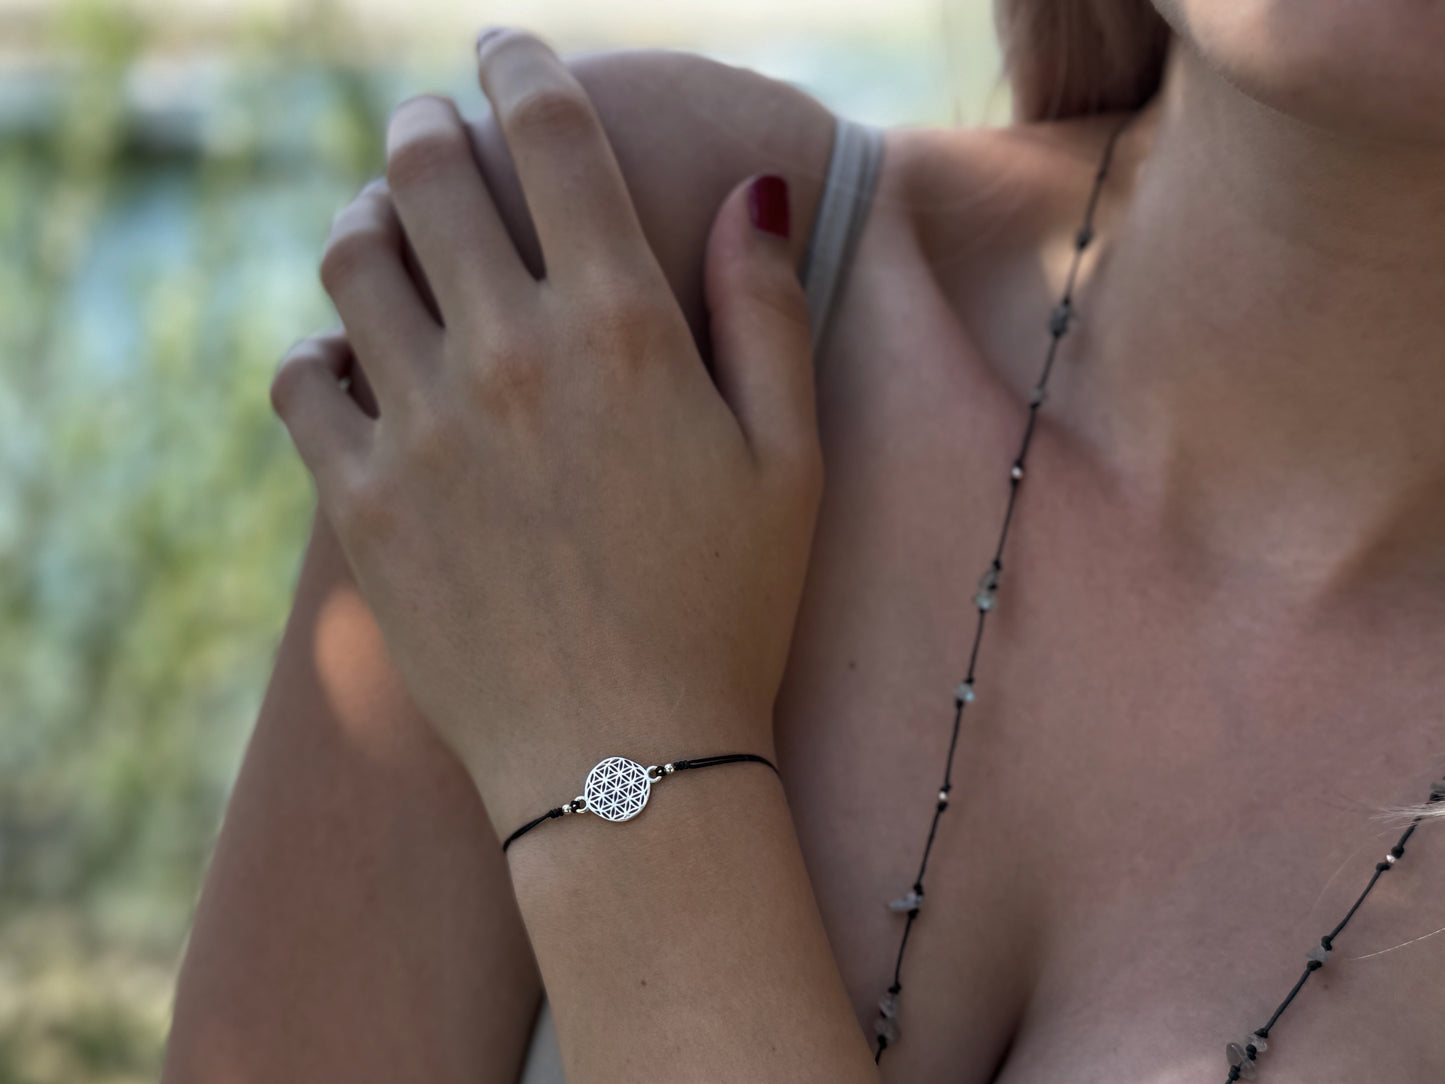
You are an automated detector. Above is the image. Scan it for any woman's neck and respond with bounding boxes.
[1081,39,1445,591]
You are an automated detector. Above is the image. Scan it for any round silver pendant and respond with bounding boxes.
[583,756,652,822]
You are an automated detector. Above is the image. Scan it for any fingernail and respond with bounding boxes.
[477,26,506,50]
[747,174,790,239]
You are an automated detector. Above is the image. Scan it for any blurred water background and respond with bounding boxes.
[0,1,1002,1079]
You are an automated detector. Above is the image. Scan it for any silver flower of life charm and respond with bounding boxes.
[583,756,652,822]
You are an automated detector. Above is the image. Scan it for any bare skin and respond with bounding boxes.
[784,40,1445,1080]
[166,20,1445,1084]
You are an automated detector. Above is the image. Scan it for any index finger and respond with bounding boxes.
[475,28,654,288]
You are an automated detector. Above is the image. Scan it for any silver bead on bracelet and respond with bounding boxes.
[500,752,780,853]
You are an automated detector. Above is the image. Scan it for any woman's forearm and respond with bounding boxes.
[496,747,879,1083]
[164,515,542,1084]
[268,27,873,1083]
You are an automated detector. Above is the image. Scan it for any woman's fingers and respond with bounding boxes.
[384,95,533,323]
[703,174,820,488]
[271,334,371,504]
[319,182,442,408]
[475,29,654,290]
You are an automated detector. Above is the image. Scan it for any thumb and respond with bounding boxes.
[703,172,820,476]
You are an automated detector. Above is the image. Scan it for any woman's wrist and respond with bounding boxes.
[462,695,776,841]
[495,748,878,1083]
[500,740,783,887]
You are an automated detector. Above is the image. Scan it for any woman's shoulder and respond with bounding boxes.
[550,48,1132,355]
[857,111,1141,396]
[882,110,1135,282]
[474,42,1136,370]
[471,46,838,348]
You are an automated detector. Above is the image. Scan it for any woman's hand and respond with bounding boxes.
[269,38,880,1083]
[270,29,822,823]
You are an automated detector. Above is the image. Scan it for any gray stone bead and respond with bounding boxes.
[974,567,999,611]
[875,1013,899,1044]
[1307,942,1331,965]
[1227,1042,1247,1067]
[888,889,923,912]
[1048,302,1073,338]
[1238,1056,1258,1080]
[954,681,976,704]
[1248,1033,1268,1054]
[879,991,899,1018]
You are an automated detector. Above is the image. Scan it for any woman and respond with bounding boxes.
[163,1,1445,1081]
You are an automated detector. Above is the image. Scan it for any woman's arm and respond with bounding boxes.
[165,44,837,1083]
[270,28,876,1083]
[163,514,542,1084]
[503,747,879,1083]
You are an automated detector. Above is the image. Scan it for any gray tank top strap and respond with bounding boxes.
[799,113,886,351]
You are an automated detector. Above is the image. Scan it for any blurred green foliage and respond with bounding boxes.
[0,2,392,1079]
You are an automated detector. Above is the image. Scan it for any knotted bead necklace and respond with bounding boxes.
[869,113,1445,1081]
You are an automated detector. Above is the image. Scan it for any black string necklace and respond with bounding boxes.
[869,114,1445,1080]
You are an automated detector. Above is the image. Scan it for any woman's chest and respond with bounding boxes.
[771,234,1445,1082]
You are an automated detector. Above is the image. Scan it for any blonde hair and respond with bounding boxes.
[994,0,1171,121]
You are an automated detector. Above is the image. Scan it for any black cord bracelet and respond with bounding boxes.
[500,752,780,853]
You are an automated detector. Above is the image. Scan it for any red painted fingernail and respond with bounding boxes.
[747,174,790,239]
